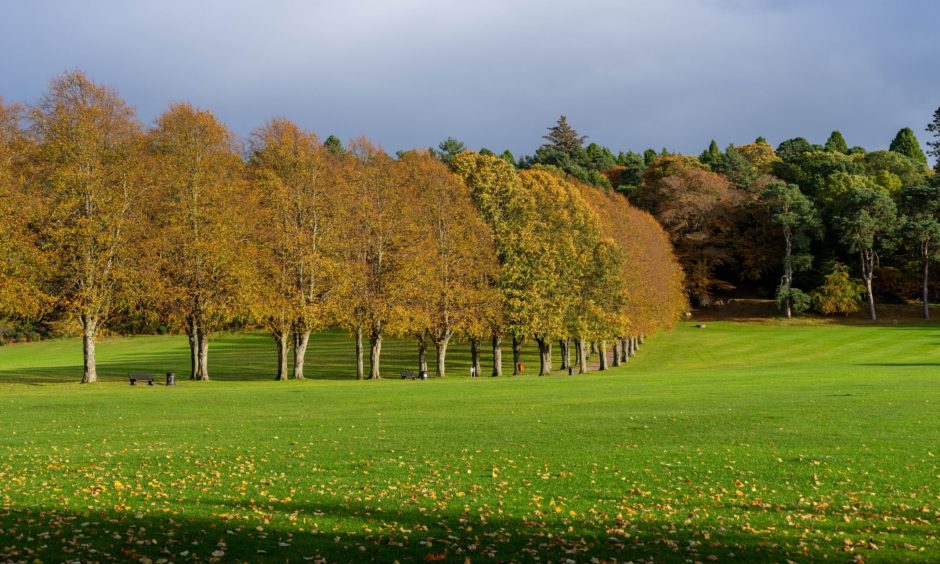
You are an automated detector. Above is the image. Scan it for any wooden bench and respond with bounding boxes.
[400,371,427,380]
[128,372,155,386]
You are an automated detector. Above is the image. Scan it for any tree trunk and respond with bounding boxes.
[574,337,587,374]
[512,335,523,375]
[783,226,793,319]
[599,340,608,371]
[470,338,481,378]
[559,338,570,370]
[196,328,210,381]
[536,337,552,376]
[620,337,628,362]
[638,334,646,345]
[369,324,382,380]
[628,337,637,357]
[417,332,428,375]
[589,341,597,356]
[434,333,452,378]
[612,339,621,367]
[273,329,289,381]
[355,326,364,380]
[861,250,876,321]
[923,242,930,320]
[491,334,502,377]
[187,317,198,380]
[80,315,98,384]
[293,330,310,380]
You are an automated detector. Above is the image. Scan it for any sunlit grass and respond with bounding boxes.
[0,322,938,561]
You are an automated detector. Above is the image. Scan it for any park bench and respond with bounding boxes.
[128,372,155,386]
[400,371,428,380]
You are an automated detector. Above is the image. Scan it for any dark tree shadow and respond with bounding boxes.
[0,496,901,563]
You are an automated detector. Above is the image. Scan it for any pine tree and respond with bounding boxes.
[543,115,586,153]
[926,107,940,170]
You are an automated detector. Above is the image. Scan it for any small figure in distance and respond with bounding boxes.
[516,362,525,375]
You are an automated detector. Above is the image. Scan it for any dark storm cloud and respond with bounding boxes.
[1,0,937,159]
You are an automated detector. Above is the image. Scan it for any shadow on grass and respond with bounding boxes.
[0,331,574,385]
[0,499,873,563]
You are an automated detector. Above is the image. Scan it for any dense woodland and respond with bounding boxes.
[510,116,940,321]
[0,72,687,383]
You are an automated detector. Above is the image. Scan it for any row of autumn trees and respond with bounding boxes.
[503,115,940,320]
[0,72,687,383]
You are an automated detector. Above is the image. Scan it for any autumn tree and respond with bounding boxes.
[579,185,685,364]
[812,263,862,316]
[515,170,600,375]
[340,138,422,379]
[761,182,821,318]
[29,72,143,383]
[0,99,46,321]
[898,184,940,319]
[834,187,898,321]
[637,161,742,306]
[148,103,250,381]
[402,152,497,377]
[451,152,529,376]
[248,119,343,380]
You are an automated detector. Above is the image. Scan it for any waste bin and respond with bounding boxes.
[166,372,176,386]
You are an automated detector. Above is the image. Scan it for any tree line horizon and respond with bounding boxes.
[3,72,940,383]
[0,71,689,384]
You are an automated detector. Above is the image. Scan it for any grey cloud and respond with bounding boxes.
[1,0,936,160]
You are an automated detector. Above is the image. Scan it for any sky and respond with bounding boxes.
[1,0,937,160]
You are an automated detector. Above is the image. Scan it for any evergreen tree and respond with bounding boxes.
[542,115,586,153]
[755,136,769,145]
[889,128,928,167]
[824,131,849,153]
[699,140,721,168]
[324,134,345,155]
[642,148,658,166]
[926,106,940,169]
[435,137,466,164]
[500,149,517,166]
[713,144,757,189]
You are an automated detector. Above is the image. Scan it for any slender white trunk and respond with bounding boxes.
[369,324,382,380]
[491,334,502,377]
[434,333,451,378]
[293,330,310,379]
[196,329,210,381]
[598,340,608,371]
[923,242,930,320]
[355,327,364,380]
[81,316,98,384]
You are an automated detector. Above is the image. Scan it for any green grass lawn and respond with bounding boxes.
[0,322,938,562]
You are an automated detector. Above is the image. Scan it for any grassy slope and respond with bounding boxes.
[0,322,938,562]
